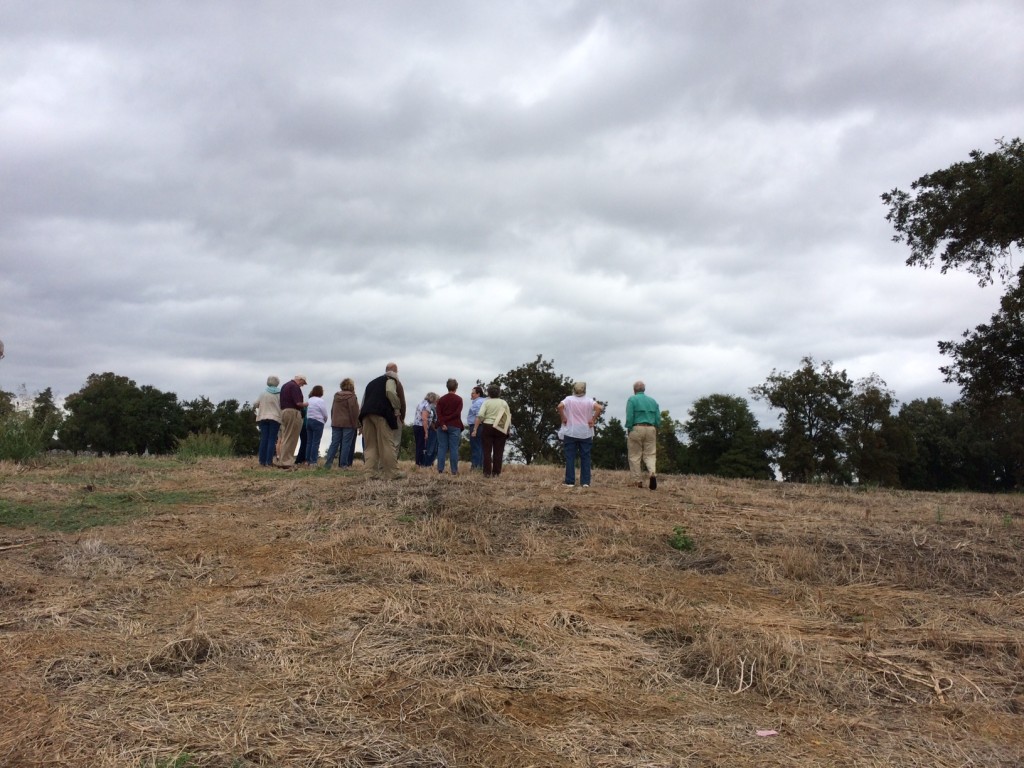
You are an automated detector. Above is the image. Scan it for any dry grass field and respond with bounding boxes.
[1,456,1023,767]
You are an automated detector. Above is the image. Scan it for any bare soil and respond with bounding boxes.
[1,457,1023,767]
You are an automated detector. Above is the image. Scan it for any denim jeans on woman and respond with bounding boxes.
[415,426,437,467]
[469,429,483,469]
[564,436,593,486]
[324,426,357,468]
[305,418,326,466]
[436,427,461,474]
[257,420,280,466]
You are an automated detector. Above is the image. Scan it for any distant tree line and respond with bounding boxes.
[3,351,1024,490]
[0,372,259,457]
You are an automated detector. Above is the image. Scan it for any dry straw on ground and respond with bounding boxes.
[1,456,1023,767]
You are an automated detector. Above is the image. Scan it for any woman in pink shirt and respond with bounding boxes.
[557,381,603,487]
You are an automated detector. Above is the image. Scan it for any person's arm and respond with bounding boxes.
[385,377,401,417]
[625,397,635,432]
[473,401,490,436]
[558,401,567,425]
[590,401,603,428]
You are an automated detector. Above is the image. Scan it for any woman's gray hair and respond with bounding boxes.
[572,381,587,396]
[267,375,280,387]
[426,392,438,403]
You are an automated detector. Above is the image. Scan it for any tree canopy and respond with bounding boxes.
[58,372,257,456]
[489,355,574,465]
[751,357,853,483]
[938,279,1024,404]
[684,394,772,480]
[591,417,628,471]
[844,375,907,487]
[884,138,1024,410]
[882,137,1024,285]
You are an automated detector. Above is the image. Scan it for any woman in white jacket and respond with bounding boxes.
[255,376,282,466]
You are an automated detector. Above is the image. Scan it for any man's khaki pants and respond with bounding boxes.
[362,414,398,475]
[276,409,302,467]
[627,424,657,481]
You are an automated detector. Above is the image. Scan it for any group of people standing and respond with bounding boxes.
[254,363,660,490]
[254,374,360,470]
[412,381,512,477]
[254,363,513,480]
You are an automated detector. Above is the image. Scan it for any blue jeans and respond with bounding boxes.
[324,426,357,467]
[415,426,437,467]
[469,427,483,468]
[305,419,326,466]
[258,420,280,466]
[564,436,593,486]
[436,427,462,473]
[343,427,356,466]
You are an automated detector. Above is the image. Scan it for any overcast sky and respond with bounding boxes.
[2,1,1022,431]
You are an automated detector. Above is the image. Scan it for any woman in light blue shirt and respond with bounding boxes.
[466,385,486,470]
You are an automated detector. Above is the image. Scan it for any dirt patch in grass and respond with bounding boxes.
[1,457,1023,766]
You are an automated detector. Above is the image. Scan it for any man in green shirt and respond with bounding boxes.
[625,380,660,490]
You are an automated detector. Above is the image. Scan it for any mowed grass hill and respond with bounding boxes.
[2,456,1023,767]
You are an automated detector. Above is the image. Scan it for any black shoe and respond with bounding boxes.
[649,475,657,490]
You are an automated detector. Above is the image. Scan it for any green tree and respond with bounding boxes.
[182,397,218,434]
[0,389,17,418]
[884,139,1024,408]
[954,398,1024,491]
[844,375,908,487]
[60,373,184,456]
[937,280,1024,404]
[751,357,853,484]
[489,355,574,465]
[399,424,415,461]
[684,394,772,480]
[591,417,628,470]
[895,398,964,491]
[213,399,260,456]
[30,387,61,426]
[129,385,184,454]
[180,397,259,456]
[656,410,689,474]
[30,387,63,449]
[882,137,1024,285]
[61,373,139,455]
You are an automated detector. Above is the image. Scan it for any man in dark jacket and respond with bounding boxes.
[358,362,406,477]
[275,374,307,469]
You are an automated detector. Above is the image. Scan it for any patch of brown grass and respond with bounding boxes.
[1,457,1023,766]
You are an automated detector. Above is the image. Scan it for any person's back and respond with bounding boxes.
[359,363,404,478]
[360,374,395,427]
[561,395,597,438]
[558,381,602,487]
[626,381,659,490]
